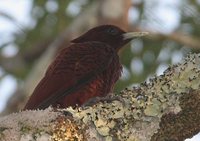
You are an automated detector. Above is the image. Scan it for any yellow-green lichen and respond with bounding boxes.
[18,121,31,134]
[1,53,197,141]
[65,53,200,140]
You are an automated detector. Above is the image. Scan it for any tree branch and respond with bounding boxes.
[130,26,200,49]
[149,32,200,49]
[0,53,200,141]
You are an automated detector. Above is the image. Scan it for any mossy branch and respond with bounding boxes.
[0,53,200,141]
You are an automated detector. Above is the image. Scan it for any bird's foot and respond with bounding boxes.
[82,94,125,107]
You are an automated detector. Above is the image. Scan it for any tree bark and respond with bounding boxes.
[0,53,200,141]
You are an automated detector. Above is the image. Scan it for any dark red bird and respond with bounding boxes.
[24,25,147,110]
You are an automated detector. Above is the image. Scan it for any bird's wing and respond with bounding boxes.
[24,42,115,110]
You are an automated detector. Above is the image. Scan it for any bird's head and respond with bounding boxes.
[71,25,148,51]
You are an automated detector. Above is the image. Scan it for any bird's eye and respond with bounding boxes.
[106,28,119,35]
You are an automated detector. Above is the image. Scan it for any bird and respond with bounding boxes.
[24,25,148,110]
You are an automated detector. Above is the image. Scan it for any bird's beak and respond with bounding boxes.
[123,32,149,40]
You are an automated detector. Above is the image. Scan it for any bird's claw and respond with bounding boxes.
[82,94,125,107]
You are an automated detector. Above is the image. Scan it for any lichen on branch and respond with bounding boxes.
[0,53,200,141]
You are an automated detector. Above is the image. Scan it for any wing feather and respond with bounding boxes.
[24,42,116,109]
